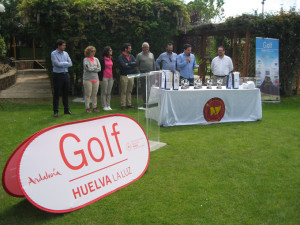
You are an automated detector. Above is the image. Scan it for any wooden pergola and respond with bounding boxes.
[176,23,253,83]
[11,38,38,60]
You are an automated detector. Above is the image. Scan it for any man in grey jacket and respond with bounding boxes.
[136,42,156,107]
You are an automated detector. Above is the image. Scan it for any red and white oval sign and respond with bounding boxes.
[2,136,30,197]
[14,114,149,213]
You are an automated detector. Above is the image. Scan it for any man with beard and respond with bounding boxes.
[177,44,198,86]
[211,46,233,85]
[155,43,177,72]
[118,43,137,110]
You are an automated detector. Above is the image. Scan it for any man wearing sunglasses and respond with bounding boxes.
[155,43,177,72]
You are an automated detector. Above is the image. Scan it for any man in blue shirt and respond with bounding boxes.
[51,39,73,117]
[155,43,177,72]
[177,44,198,86]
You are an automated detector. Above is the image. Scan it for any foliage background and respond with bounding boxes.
[187,0,224,24]
[0,0,299,96]
[16,0,190,95]
[0,34,6,59]
[0,0,24,56]
[223,10,300,96]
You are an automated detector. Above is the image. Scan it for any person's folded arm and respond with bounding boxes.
[51,53,70,68]
[119,56,132,69]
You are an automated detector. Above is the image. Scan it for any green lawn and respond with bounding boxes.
[0,96,299,225]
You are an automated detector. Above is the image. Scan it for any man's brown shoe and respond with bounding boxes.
[121,106,126,110]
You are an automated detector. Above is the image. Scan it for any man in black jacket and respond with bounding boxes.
[118,43,137,110]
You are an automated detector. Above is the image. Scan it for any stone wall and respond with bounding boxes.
[0,63,12,74]
[0,68,17,90]
[14,60,34,70]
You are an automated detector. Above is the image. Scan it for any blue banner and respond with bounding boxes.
[256,37,280,101]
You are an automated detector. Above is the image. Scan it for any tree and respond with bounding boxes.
[0,34,6,59]
[225,10,300,96]
[17,0,190,94]
[187,0,224,24]
[251,10,300,96]
[0,0,24,52]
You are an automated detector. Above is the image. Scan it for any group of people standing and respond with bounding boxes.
[117,42,199,109]
[51,39,233,117]
[51,39,115,117]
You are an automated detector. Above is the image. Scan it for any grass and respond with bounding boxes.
[0,95,300,225]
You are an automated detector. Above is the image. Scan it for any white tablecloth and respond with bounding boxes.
[147,86,262,127]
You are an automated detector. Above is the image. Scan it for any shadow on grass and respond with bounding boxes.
[1,199,64,224]
[160,120,263,131]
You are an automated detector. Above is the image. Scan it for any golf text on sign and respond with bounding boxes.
[59,123,122,170]
[2,114,150,213]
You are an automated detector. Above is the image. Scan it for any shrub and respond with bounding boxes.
[0,34,6,59]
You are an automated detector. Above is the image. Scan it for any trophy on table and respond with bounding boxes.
[181,79,189,89]
[173,71,179,90]
[233,71,240,89]
[194,79,202,89]
[206,79,212,89]
[226,72,232,89]
[216,79,222,89]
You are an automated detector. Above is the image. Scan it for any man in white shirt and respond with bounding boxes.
[211,46,233,85]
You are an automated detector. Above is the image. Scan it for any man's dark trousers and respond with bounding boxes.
[53,72,70,113]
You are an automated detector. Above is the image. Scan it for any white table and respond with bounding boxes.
[147,86,262,127]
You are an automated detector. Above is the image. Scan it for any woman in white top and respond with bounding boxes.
[83,46,101,113]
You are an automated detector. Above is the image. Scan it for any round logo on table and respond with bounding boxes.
[203,97,225,122]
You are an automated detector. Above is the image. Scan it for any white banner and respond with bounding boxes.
[3,115,149,213]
